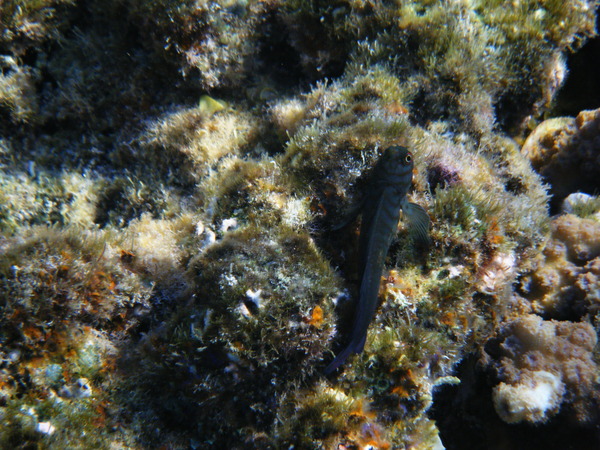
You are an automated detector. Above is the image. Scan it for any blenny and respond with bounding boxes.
[325,146,430,374]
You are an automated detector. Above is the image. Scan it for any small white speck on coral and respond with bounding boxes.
[245,289,263,308]
[448,265,464,279]
[221,218,238,233]
[479,253,516,294]
[36,422,56,435]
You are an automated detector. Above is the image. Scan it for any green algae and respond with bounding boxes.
[570,195,600,219]
[0,0,598,448]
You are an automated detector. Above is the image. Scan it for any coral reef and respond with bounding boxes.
[518,210,600,320]
[0,0,598,448]
[0,227,153,448]
[521,107,600,211]
[562,192,600,219]
[485,314,598,425]
[494,369,565,424]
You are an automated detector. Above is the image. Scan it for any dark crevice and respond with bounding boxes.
[430,355,600,450]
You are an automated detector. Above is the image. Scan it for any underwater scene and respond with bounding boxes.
[1,0,599,448]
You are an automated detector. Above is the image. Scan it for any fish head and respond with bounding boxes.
[373,145,414,189]
[381,145,413,170]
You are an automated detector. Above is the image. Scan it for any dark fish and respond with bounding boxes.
[325,146,430,374]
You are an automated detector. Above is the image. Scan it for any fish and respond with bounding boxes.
[325,145,430,374]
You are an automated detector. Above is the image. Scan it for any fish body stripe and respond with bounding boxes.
[351,188,401,352]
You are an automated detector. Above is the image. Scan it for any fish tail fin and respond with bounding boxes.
[324,342,358,375]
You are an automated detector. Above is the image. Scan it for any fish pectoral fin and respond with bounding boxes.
[405,202,431,247]
[330,199,364,231]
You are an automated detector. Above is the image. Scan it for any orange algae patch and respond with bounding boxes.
[308,305,324,328]
[485,217,504,245]
[383,269,416,299]
[93,402,109,428]
[23,325,44,342]
[391,385,411,398]
[390,369,418,399]
[440,311,471,332]
[354,421,390,450]
[119,249,136,264]
[384,101,409,116]
[440,311,458,327]
[344,399,391,449]
[349,398,377,421]
[100,357,117,374]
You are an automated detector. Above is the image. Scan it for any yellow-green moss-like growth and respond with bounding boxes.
[0,0,596,448]
[0,227,153,448]
[118,224,341,445]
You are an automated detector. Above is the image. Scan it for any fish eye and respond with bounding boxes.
[404,153,412,164]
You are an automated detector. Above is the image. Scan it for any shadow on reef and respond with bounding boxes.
[1,0,333,228]
[111,260,210,448]
[112,223,341,448]
[553,9,600,117]
[115,296,323,448]
[430,355,600,450]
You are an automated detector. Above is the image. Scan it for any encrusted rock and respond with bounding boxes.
[521,108,600,209]
[486,314,598,424]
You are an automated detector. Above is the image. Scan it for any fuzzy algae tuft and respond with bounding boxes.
[1,0,599,448]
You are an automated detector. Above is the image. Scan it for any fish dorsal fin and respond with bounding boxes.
[404,202,431,247]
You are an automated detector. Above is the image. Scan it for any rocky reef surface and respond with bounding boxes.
[1,1,599,448]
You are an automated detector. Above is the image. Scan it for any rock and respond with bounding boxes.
[521,108,600,210]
